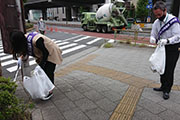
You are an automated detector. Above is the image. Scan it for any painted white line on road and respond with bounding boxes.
[1,55,12,61]
[7,59,36,72]
[108,39,115,43]
[51,39,56,41]
[56,42,69,46]
[7,66,18,72]
[1,56,33,67]
[62,45,86,55]
[0,53,6,57]
[87,38,102,45]
[63,35,83,41]
[60,43,77,50]
[1,60,16,66]
[29,60,36,65]
[53,40,62,44]
[0,49,4,52]
[74,36,91,42]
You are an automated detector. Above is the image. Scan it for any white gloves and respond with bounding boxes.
[17,57,22,67]
[158,39,168,46]
[150,37,156,44]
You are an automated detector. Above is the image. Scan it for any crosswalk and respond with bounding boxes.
[0,35,105,73]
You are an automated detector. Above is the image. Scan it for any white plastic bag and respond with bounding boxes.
[149,45,166,75]
[23,65,55,99]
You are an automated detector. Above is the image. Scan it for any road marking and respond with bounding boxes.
[60,43,77,50]
[7,66,18,72]
[108,39,115,43]
[29,60,36,65]
[62,35,83,41]
[74,36,91,42]
[56,42,69,46]
[62,45,86,55]
[1,60,16,66]
[0,53,6,57]
[0,49,4,52]
[87,38,102,45]
[1,55,12,61]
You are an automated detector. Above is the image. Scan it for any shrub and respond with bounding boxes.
[104,43,113,48]
[0,77,31,120]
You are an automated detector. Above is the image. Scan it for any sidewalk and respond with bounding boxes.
[16,43,180,120]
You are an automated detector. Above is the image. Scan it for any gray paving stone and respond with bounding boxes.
[63,108,89,120]
[86,108,110,120]
[101,90,123,102]
[57,82,75,93]
[168,91,180,104]
[96,77,115,86]
[64,76,84,86]
[158,110,180,120]
[35,99,55,110]
[83,89,105,102]
[54,97,76,112]
[141,88,164,103]
[159,100,180,114]
[41,106,65,120]
[95,98,117,113]
[133,109,163,120]
[83,79,99,86]
[90,83,111,92]
[32,109,43,120]
[15,89,30,102]
[135,105,144,112]
[55,77,67,86]
[65,90,85,101]
[51,88,66,102]
[107,82,129,94]
[138,97,166,114]
[74,83,92,93]
[75,98,97,112]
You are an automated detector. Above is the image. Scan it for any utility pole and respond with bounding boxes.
[0,0,26,76]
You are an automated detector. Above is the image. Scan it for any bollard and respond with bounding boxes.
[134,30,138,45]
[114,29,117,41]
[0,60,2,76]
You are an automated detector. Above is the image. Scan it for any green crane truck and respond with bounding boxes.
[81,0,128,33]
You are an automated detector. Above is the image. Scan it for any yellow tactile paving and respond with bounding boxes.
[110,86,143,120]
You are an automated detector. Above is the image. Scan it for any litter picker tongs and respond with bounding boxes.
[13,63,24,82]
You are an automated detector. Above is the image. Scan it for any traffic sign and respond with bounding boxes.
[146,4,152,9]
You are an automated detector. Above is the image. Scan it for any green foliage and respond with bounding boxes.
[136,0,149,22]
[127,4,135,18]
[23,0,27,3]
[79,6,88,14]
[0,77,30,120]
[104,43,113,48]
[25,23,33,29]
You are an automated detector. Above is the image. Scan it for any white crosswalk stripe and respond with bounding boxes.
[0,36,104,73]
[62,45,86,55]
[87,38,102,45]
[74,36,91,42]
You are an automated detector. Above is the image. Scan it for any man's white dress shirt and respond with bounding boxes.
[150,13,180,44]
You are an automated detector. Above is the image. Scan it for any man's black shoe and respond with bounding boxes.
[153,87,163,92]
[163,92,169,100]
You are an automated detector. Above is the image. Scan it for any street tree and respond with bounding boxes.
[135,0,149,22]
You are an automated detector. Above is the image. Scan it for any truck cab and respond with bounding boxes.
[81,12,96,31]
